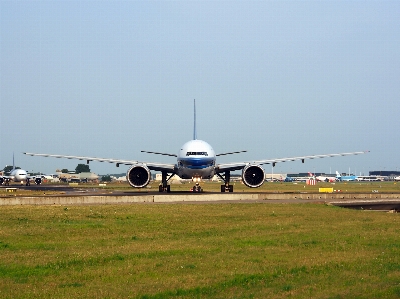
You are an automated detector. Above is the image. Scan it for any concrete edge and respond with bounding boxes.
[1,193,400,206]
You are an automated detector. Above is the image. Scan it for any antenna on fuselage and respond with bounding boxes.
[193,99,197,140]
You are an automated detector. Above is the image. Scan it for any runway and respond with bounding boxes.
[1,184,400,211]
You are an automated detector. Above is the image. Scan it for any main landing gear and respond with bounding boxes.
[221,184,233,192]
[158,184,170,192]
[217,171,233,192]
[2,178,11,186]
[158,171,173,193]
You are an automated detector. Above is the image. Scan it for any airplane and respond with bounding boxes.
[335,171,358,181]
[308,172,337,182]
[0,154,42,186]
[318,175,337,182]
[24,100,368,193]
[31,174,61,183]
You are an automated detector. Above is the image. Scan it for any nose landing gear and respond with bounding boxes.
[192,182,203,193]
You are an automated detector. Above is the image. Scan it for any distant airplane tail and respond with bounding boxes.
[193,99,197,140]
[336,171,341,177]
[12,152,15,171]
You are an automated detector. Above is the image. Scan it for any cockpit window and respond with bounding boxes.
[186,152,208,156]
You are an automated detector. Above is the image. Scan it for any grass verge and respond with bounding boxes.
[0,203,399,298]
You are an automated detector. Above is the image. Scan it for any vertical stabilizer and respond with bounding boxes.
[193,99,197,140]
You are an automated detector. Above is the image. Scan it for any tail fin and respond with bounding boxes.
[193,99,197,140]
[12,152,15,171]
[336,171,341,177]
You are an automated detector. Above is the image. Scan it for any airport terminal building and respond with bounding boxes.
[369,170,400,176]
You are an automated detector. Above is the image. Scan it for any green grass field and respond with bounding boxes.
[0,203,399,298]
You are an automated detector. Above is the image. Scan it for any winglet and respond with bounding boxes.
[193,99,197,140]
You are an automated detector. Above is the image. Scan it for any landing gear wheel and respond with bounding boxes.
[193,185,202,193]
[221,184,233,192]
[159,184,171,192]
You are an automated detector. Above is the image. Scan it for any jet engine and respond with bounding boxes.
[242,164,265,188]
[126,164,151,188]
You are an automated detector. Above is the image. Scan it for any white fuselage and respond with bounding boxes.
[9,169,28,183]
[176,140,216,180]
[316,175,337,182]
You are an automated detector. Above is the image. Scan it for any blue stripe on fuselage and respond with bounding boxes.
[179,157,215,169]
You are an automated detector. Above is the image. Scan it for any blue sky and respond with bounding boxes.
[1,1,399,175]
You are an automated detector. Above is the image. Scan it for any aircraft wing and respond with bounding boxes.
[145,162,176,172]
[23,153,176,173]
[216,151,369,173]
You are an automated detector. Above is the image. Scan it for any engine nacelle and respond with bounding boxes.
[242,164,265,188]
[126,164,151,188]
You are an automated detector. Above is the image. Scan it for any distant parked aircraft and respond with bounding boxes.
[0,154,41,186]
[335,171,357,181]
[32,174,60,183]
[317,175,337,182]
[309,172,337,182]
